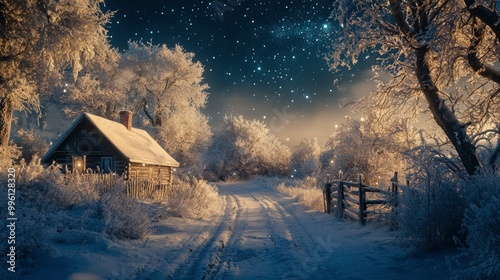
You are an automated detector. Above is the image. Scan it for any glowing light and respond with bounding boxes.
[323,24,328,29]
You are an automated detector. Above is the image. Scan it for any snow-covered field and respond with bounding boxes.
[20,179,453,279]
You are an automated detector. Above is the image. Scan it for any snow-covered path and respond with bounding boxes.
[170,179,452,280]
[211,181,333,279]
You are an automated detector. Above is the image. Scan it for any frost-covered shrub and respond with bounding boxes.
[398,180,465,250]
[161,178,221,219]
[0,160,63,271]
[15,128,49,162]
[99,187,152,239]
[450,172,500,279]
[13,203,57,261]
[5,159,153,248]
[398,146,465,250]
[51,173,152,240]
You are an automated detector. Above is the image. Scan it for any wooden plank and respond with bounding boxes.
[365,199,387,205]
[345,205,359,215]
[344,195,359,205]
[344,207,359,221]
[345,189,360,196]
[342,181,359,188]
[342,199,351,209]
[364,186,383,193]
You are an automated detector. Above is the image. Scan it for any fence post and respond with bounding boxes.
[336,172,344,218]
[358,174,366,226]
[324,182,332,214]
[391,172,398,194]
[390,172,399,230]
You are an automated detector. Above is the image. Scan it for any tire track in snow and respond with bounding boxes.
[250,192,311,277]
[207,192,252,279]
[257,193,340,279]
[218,184,294,279]
[168,194,239,280]
[152,199,227,278]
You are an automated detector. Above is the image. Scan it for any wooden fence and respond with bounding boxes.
[323,172,402,225]
[126,179,171,200]
[63,172,171,200]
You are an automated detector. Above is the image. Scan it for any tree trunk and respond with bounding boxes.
[0,95,14,147]
[416,46,481,175]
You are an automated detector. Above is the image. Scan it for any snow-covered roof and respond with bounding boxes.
[42,112,179,167]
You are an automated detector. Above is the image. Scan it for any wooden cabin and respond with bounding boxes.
[42,111,179,185]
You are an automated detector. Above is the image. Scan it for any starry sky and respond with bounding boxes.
[104,0,375,146]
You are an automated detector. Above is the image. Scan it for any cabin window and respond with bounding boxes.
[72,155,86,173]
[101,157,113,173]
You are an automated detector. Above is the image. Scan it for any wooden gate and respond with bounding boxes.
[323,172,403,225]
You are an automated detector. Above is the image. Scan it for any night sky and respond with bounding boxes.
[104,0,374,145]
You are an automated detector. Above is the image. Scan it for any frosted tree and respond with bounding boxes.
[290,138,321,179]
[328,0,500,175]
[205,115,291,179]
[51,47,121,120]
[321,109,416,186]
[0,0,114,148]
[118,41,211,166]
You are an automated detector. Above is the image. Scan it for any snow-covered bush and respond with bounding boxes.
[398,146,465,250]
[15,128,49,162]
[450,172,500,279]
[290,138,321,179]
[398,180,465,250]
[160,178,221,219]
[50,173,152,240]
[1,160,61,270]
[1,158,154,274]
[99,187,153,239]
[276,177,324,212]
[204,115,290,180]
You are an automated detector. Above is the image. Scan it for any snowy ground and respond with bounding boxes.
[19,179,454,279]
